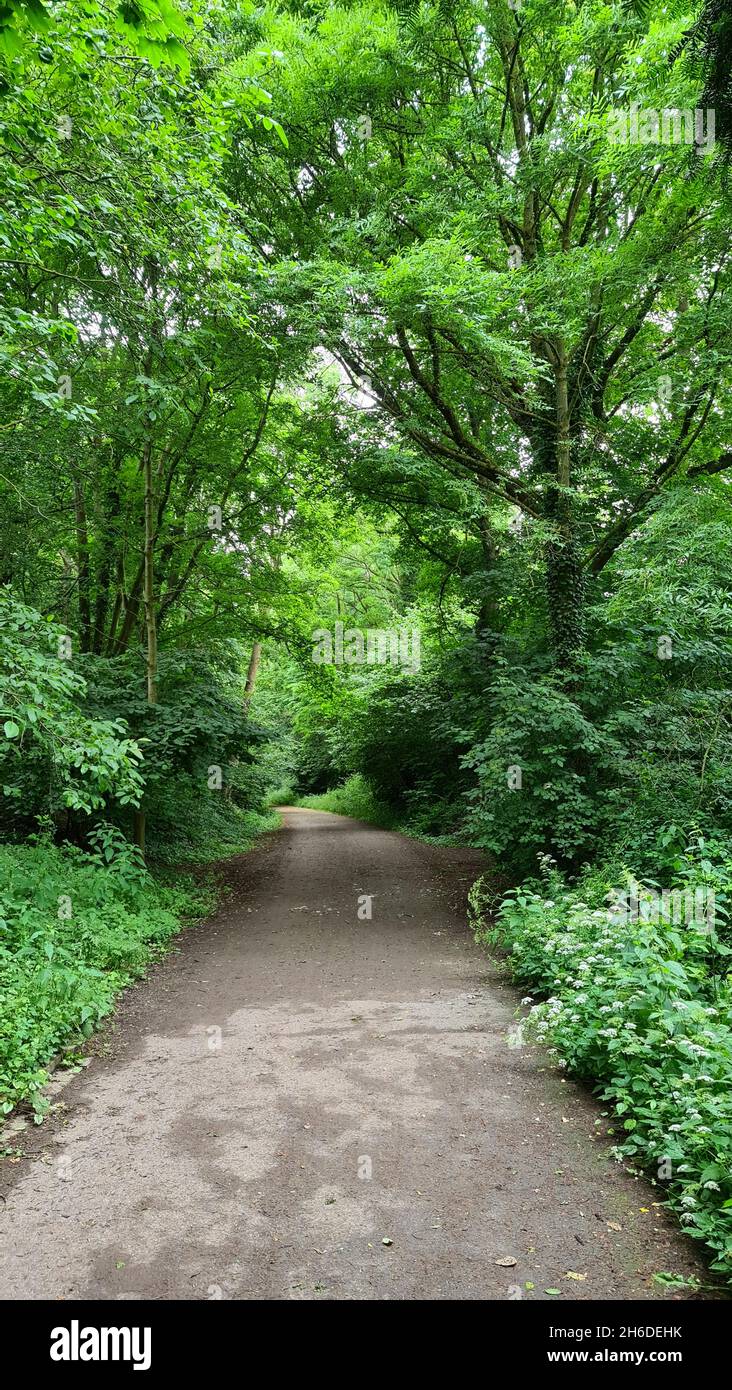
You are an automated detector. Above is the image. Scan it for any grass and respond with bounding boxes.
[295,773,471,848]
[0,801,279,1121]
[295,774,397,827]
[144,789,281,866]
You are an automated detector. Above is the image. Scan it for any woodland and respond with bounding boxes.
[1,0,732,1281]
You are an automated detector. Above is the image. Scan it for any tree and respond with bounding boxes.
[225,0,732,667]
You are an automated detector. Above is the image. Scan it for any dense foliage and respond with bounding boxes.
[0,828,214,1115]
[1,0,731,1280]
[471,843,732,1273]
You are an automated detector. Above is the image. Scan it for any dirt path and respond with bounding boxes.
[0,808,709,1301]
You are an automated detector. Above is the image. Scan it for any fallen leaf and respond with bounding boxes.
[545,1288,561,1296]
[495,1256,517,1267]
[565,1271,587,1281]
[607,1220,622,1232]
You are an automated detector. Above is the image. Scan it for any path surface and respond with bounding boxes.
[0,809,708,1301]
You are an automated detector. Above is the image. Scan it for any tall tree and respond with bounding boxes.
[225,0,732,668]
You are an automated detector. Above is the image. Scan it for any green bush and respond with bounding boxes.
[472,845,732,1278]
[0,590,144,832]
[461,664,625,874]
[145,776,280,865]
[296,773,396,827]
[282,492,732,879]
[0,831,214,1117]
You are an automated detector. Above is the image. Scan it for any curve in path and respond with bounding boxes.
[0,809,708,1300]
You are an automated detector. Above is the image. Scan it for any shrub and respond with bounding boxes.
[472,847,732,1278]
[462,666,625,874]
[0,590,143,831]
[296,773,396,826]
[0,834,213,1117]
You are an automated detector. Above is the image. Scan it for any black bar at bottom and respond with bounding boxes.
[3,1295,727,1376]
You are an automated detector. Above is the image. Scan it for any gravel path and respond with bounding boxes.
[0,808,708,1300]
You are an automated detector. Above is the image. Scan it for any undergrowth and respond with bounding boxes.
[295,774,397,828]
[0,828,216,1119]
[471,839,732,1282]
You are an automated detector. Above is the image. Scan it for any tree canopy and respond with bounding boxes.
[2,0,732,1279]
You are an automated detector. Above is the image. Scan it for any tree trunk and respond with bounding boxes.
[142,434,158,707]
[543,352,586,669]
[474,514,500,650]
[92,482,119,653]
[72,472,92,652]
[114,566,143,654]
[243,641,262,710]
[133,411,159,857]
[134,270,161,858]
